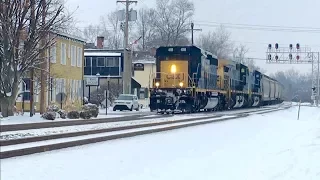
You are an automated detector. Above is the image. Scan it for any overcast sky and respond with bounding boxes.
[65,0,320,75]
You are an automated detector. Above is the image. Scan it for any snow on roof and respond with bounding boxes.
[84,52,121,57]
[133,59,155,64]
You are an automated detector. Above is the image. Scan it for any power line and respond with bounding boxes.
[195,20,320,31]
[195,23,320,33]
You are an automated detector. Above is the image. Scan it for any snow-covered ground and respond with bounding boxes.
[0,106,152,125]
[0,114,211,140]
[1,105,319,180]
[0,113,125,125]
[0,106,287,141]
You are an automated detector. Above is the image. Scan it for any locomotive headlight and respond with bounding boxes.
[170,64,177,73]
[155,82,160,87]
[179,82,183,87]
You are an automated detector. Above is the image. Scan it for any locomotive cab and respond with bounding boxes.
[150,46,221,113]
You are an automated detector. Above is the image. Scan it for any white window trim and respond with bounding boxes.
[61,43,66,65]
[77,47,82,67]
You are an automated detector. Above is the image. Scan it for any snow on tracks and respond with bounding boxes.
[0,105,291,159]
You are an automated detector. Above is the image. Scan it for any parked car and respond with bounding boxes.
[113,94,140,111]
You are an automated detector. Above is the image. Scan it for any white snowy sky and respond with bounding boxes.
[65,0,320,75]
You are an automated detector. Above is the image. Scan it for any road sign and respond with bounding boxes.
[85,77,99,86]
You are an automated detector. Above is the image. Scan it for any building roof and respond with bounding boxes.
[133,59,155,64]
[84,51,122,57]
[55,32,86,43]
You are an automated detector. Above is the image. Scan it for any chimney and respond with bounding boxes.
[97,36,104,49]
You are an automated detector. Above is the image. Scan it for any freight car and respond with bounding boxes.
[149,46,284,114]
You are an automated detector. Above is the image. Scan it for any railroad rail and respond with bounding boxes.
[0,104,284,132]
[0,104,291,159]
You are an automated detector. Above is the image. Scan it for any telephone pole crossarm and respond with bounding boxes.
[187,23,202,46]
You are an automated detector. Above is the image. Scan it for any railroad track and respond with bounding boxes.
[0,104,291,159]
[0,104,285,132]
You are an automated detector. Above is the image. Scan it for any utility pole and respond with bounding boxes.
[40,0,46,114]
[117,0,137,94]
[188,23,202,46]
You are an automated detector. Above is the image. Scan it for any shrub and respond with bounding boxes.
[41,112,56,120]
[82,104,99,118]
[58,110,67,119]
[67,111,80,119]
[47,104,60,112]
[80,111,92,119]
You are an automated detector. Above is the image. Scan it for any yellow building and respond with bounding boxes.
[133,59,156,100]
[15,32,86,112]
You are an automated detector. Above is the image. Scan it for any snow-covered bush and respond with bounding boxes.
[47,104,60,112]
[82,104,99,118]
[80,111,92,119]
[58,110,67,119]
[67,111,80,119]
[41,112,56,120]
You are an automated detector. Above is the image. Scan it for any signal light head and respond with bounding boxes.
[155,82,160,87]
[296,55,300,60]
[275,43,279,49]
[289,54,292,60]
[296,43,300,49]
[268,54,272,60]
[268,44,272,49]
[275,55,279,60]
[289,44,293,49]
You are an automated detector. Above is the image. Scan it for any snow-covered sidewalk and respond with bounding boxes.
[1,106,319,180]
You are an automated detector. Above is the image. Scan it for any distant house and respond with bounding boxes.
[84,36,141,99]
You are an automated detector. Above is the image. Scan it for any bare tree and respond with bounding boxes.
[134,8,157,50]
[100,11,123,49]
[82,24,103,44]
[151,0,194,46]
[0,0,71,117]
[198,25,233,59]
[233,44,248,63]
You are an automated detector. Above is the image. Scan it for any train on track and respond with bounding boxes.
[149,45,284,114]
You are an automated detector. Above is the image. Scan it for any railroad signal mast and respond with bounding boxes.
[266,43,320,106]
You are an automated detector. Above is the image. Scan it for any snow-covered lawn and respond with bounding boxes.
[1,106,319,180]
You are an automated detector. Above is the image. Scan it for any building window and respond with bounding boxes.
[106,57,119,67]
[97,57,105,67]
[85,57,91,67]
[50,44,56,63]
[77,47,82,67]
[61,43,66,65]
[71,45,76,66]
[91,57,97,67]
